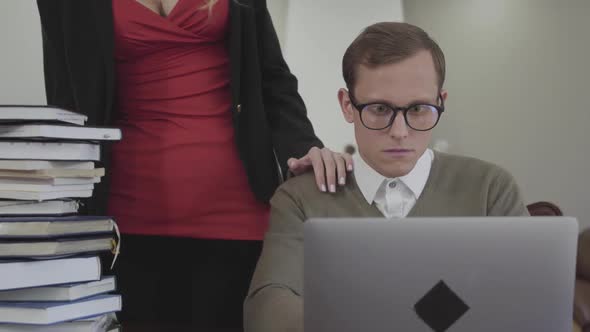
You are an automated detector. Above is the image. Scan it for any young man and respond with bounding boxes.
[244,22,528,332]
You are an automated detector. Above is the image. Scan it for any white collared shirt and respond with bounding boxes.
[354,149,434,218]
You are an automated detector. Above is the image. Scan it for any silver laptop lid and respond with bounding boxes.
[304,217,578,332]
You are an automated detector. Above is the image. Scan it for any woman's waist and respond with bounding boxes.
[115,49,231,113]
[111,123,239,155]
[113,108,235,131]
[115,90,233,118]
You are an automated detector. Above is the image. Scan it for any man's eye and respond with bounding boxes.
[408,105,423,113]
[369,105,389,114]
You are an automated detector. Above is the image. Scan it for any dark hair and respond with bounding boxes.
[342,22,446,92]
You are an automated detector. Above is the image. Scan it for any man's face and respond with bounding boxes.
[338,50,447,178]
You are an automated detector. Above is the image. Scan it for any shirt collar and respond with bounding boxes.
[354,149,434,204]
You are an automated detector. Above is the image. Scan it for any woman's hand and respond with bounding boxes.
[287,147,353,193]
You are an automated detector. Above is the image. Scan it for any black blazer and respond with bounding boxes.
[36,0,323,214]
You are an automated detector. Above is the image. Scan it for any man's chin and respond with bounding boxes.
[376,161,415,179]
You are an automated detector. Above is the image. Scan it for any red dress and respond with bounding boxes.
[108,0,270,240]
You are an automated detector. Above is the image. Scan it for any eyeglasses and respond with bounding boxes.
[349,92,445,131]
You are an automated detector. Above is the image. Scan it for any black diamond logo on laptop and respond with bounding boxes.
[414,280,470,332]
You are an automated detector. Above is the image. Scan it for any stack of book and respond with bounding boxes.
[0,105,122,331]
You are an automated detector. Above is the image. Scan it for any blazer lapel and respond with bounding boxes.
[89,0,115,124]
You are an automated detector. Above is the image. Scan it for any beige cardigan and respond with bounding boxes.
[244,152,529,332]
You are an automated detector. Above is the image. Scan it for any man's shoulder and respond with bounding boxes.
[435,152,512,178]
[271,171,364,212]
[431,152,519,193]
[269,172,330,216]
[275,171,321,199]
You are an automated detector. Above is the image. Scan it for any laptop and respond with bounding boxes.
[304,217,578,332]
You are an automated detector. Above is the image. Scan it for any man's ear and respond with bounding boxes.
[440,89,448,103]
[338,88,355,123]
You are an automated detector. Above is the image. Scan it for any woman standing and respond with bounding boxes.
[36,0,351,328]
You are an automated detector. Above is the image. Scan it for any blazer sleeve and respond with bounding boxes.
[36,0,76,111]
[254,0,324,168]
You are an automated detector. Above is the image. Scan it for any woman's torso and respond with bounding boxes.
[107,0,270,240]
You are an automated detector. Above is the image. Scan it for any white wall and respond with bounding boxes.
[404,0,590,228]
[282,0,405,152]
[267,0,289,46]
[0,0,45,104]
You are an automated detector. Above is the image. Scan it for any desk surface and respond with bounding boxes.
[124,323,582,332]
[123,324,241,332]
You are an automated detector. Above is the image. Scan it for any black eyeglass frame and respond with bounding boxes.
[348,91,445,131]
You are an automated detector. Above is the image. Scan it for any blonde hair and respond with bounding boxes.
[200,0,218,14]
